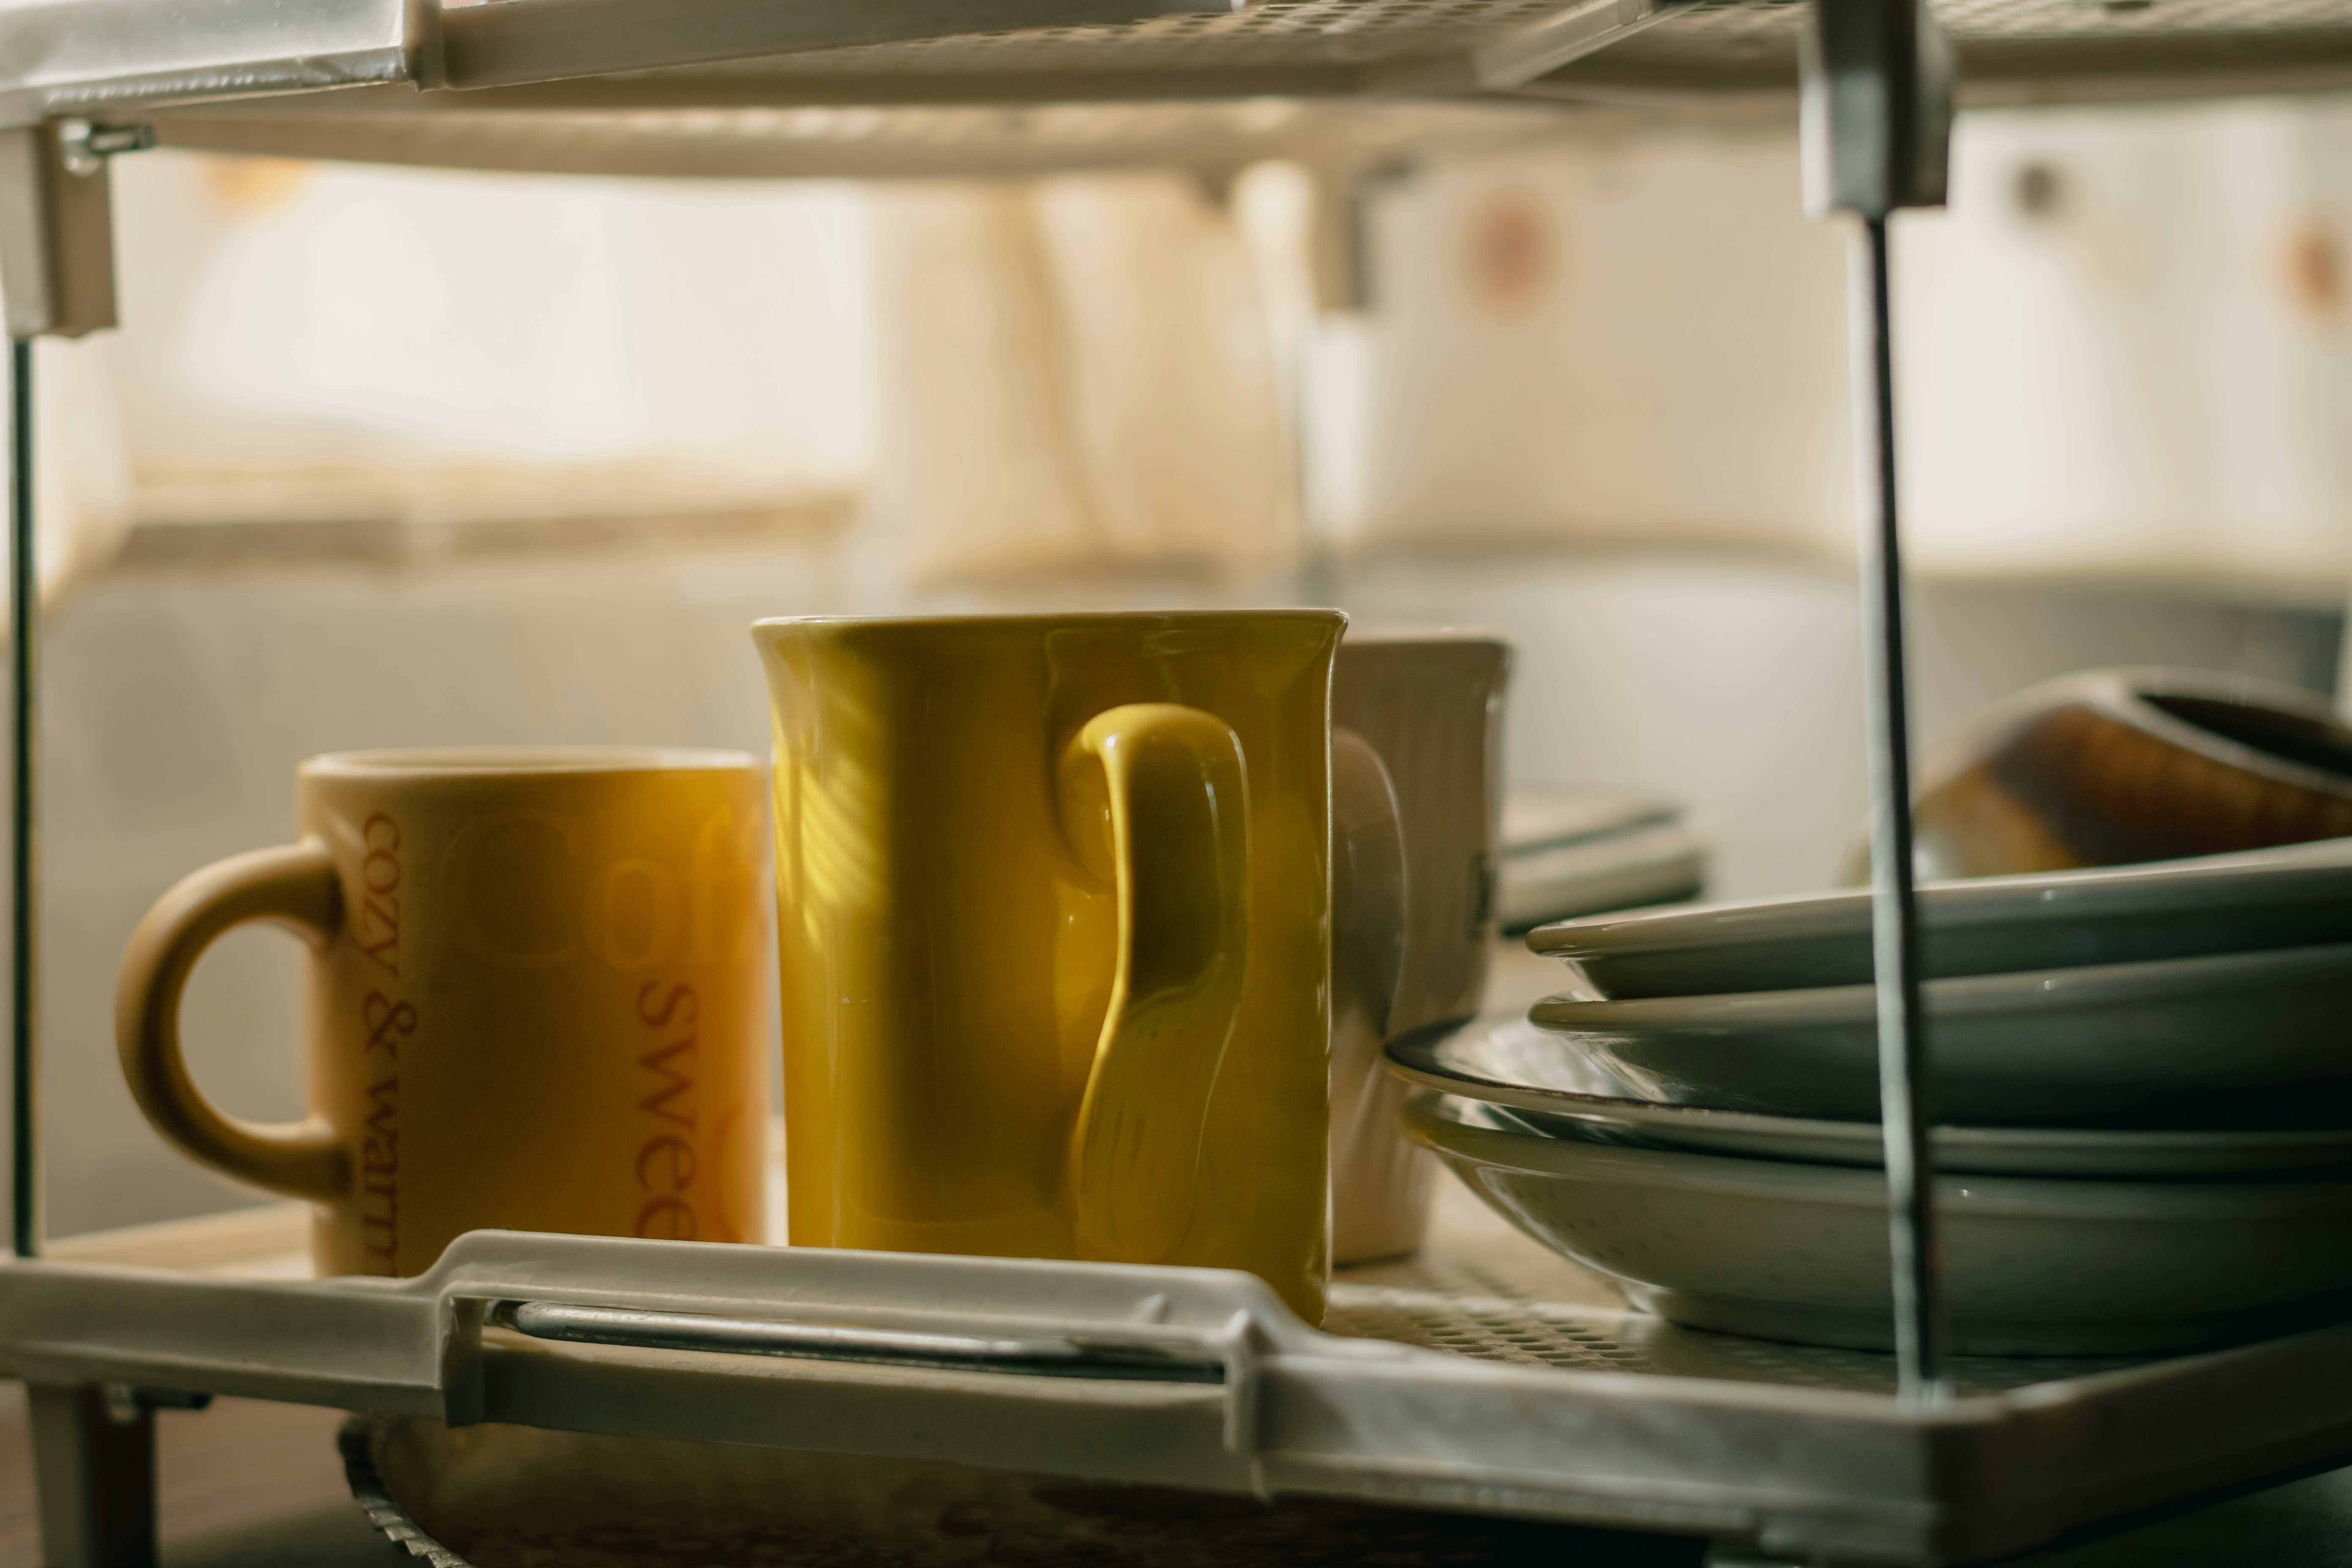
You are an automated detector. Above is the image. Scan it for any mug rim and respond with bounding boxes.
[302,746,756,779]
[750,608,1348,633]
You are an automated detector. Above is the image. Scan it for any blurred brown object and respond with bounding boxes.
[1852,668,2352,881]
[357,1417,1652,1568]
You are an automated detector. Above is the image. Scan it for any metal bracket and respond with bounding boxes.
[0,122,122,341]
[28,1384,157,1568]
[1802,0,1952,220]
[54,121,156,179]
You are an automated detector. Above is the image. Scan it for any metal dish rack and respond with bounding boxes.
[3,3,2351,1564]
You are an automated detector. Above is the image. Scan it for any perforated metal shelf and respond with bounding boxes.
[1328,1173,2142,1398]
[1538,0,2352,102]
[583,0,2352,99]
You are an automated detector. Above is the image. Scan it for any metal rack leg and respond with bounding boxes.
[8,334,35,1262]
[1803,0,1954,1405]
[1847,216,1944,1398]
[27,1385,159,1568]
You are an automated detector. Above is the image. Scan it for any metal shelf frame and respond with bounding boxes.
[9,0,2352,187]
[16,1204,2352,1568]
[3,1,2350,1564]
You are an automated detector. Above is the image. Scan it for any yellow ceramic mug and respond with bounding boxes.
[115,749,769,1276]
[754,612,1343,1322]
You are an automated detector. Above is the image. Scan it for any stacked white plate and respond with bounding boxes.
[1386,840,2352,1356]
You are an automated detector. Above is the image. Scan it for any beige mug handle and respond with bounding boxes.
[114,841,350,1203]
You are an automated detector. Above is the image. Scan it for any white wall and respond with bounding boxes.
[1341,554,1869,899]
[1337,98,2352,596]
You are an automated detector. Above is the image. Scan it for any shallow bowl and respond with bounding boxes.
[1405,1093,2352,1356]
[1386,1014,2352,1176]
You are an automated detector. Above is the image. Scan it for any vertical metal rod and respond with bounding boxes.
[10,336,36,1260]
[1849,217,1941,1399]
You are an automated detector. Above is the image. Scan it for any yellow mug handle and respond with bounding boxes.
[114,841,351,1203]
[1057,702,1252,1263]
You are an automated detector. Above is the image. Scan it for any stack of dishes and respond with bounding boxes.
[1386,840,2352,1356]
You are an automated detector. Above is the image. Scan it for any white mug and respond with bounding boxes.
[1331,632,1512,1263]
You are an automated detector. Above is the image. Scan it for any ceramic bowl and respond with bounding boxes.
[1889,667,2352,881]
[1526,941,2352,1128]
[1527,837,2352,1001]
[1386,1014,2352,1177]
[1404,1093,2352,1355]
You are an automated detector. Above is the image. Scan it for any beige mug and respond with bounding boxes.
[1331,632,1513,1263]
[115,748,770,1276]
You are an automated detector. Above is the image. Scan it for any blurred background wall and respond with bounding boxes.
[12,92,2348,1236]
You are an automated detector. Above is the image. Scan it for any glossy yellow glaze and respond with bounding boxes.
[754,612,1342,1323]
[115,750,770,1276]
